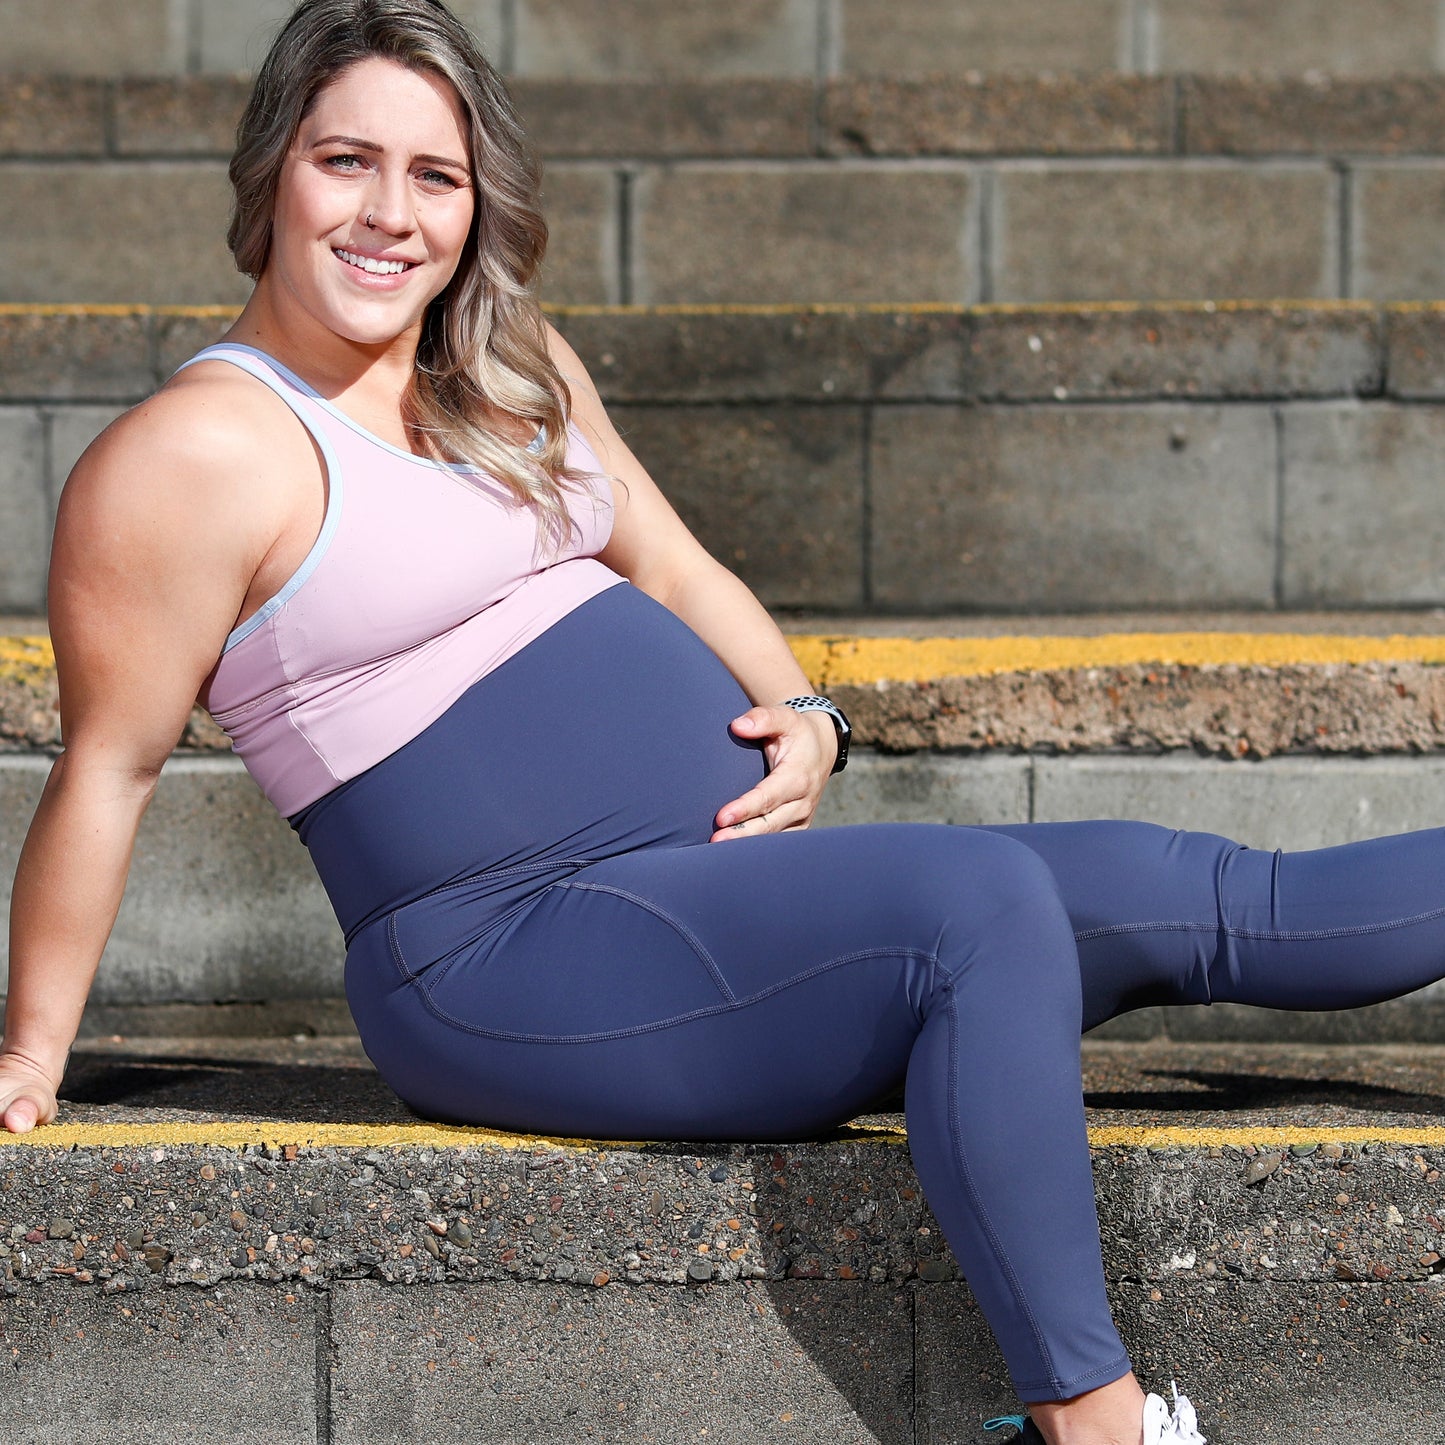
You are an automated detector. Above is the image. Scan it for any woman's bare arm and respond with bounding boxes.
[1,382,277,1131]
[547,324,839,839]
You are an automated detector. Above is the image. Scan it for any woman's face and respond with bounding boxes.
[266,57,476,348]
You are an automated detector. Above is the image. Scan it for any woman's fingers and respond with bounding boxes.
[3,1097,39,1134]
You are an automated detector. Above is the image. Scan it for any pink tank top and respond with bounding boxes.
[177,344,622,816]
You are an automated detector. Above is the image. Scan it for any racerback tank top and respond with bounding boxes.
[176,343,622,816]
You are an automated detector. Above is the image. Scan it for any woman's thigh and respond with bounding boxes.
[346,822,1078,1136]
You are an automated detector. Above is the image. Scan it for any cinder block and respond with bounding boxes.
[49,405,127,494]
[1031,755,1445,849]
[0,756,342,1005]
[0,313,154,403]
[0,1283,317,1443]
[822,76,1171,157]
[1182,78,1445,157]
[992,163,1337,303]
[514,0,818,79]
[1152,0,1444,76]
[330,1280,914,1445]
[914,1285,1027,1440]
[115,78,250,155]
[552,307,972,404]
[0,0,187,76]
[0,77,106,157]
[815,753,1031,828]
[1351,162,1445,301]
[961,304,1381,402]
[513,79,814,159]
[1385,304,1445,397]
[610,403,865,609]
[195,0,293,73]
[633,164,977,305]
[1281,402,1445,606]
[155,308,240,376]
[537,164,620,305]
[1119,1280,1445,1441]
[0,408,48,613]
[0,162,247,306]
[836,0,1128,74]
[869,404,1276,611]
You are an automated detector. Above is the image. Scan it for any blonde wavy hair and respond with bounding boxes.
[228,0,591,550]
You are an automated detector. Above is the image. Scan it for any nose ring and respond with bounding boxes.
[366,212,375,228]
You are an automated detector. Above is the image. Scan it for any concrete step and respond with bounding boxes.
[0,1037,1440,1442]
[9,0,1445,81]
[7,300,1445,616]
[9,72,1445,306]
[7,619,1445,1040]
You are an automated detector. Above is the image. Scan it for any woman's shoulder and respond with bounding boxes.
[67,357,318,511]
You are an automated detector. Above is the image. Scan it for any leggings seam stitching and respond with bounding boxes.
[554,880,736,1003]
[1075,902,1445,943]
[943,995,1062,1393]
[408,945,934,1045]
[1011,1350,1134,1399]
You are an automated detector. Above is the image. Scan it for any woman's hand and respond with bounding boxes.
[711,706,838,841]
[0,1047,61,1134]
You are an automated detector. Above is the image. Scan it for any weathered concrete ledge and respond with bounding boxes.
[13,297,1445,406]
[1,299,1425,404]
[14,627,1445,759]
[10,75,1445,162]
[0,1041,1439,1441]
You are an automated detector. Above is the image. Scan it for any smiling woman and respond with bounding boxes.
[12,4,1445,1445]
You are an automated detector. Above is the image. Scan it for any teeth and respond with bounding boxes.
[335,249,411,276]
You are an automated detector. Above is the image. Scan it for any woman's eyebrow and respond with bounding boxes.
[310,134,468,170]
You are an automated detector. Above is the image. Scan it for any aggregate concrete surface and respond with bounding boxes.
[0,1040,1441,1442]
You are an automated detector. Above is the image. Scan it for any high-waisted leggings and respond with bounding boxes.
[294,582,1445,1404]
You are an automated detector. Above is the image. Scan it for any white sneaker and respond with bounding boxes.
[1143,1382,1206,1444]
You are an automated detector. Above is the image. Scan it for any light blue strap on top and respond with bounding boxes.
[173,344,345,653]
[983,1415,1029,1436]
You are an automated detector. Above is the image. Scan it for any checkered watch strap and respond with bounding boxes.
[780,696,851,774]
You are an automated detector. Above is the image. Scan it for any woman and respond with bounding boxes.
[5,3,1444,1440]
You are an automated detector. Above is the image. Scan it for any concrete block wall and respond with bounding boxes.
[10,0,1445,79]
[3,304,1445,617]
[12,75,1445,306]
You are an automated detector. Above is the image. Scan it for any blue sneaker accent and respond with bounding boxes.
[983,1415,1029,1436]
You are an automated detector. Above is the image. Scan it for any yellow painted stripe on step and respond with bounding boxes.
[0,635,53,677]
[8,634,1445,694]
[2,1121,1444,1152]
[788,633,1445,688]
[0,300,1417,322]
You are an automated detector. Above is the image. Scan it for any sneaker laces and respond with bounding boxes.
[982,1414,1029,1438]
[1143,1382,1207,1444]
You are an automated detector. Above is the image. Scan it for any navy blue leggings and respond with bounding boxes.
[295,584,1445,1403]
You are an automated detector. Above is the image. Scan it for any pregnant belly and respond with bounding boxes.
[298,583,770,934]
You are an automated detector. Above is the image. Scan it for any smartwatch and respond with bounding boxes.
[780,695,851,774]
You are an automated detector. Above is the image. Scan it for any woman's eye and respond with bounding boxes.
[325,154,363,171]
[419,169,459,189]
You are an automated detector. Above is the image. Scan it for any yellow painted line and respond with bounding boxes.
[547,299,1379,320]
[1089,1125,1445,1149]
[8,634,1445,694]
[0,300,1404,324]
[1,1121,1442,1152]
[0,304,155,319]
[0,635,54,680]
[788,632,1445,688]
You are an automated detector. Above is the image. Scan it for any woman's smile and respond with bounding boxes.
[263,56,475,348]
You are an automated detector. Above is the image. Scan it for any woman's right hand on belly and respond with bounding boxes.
[0,1048,60,1133]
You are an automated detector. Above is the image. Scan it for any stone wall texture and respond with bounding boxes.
[7,1,1445,79]
[9,75,1445,307]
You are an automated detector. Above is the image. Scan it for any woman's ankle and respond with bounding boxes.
[1028,1373,1147,1445]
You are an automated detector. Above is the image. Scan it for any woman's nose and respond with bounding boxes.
[363,171,414,236]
